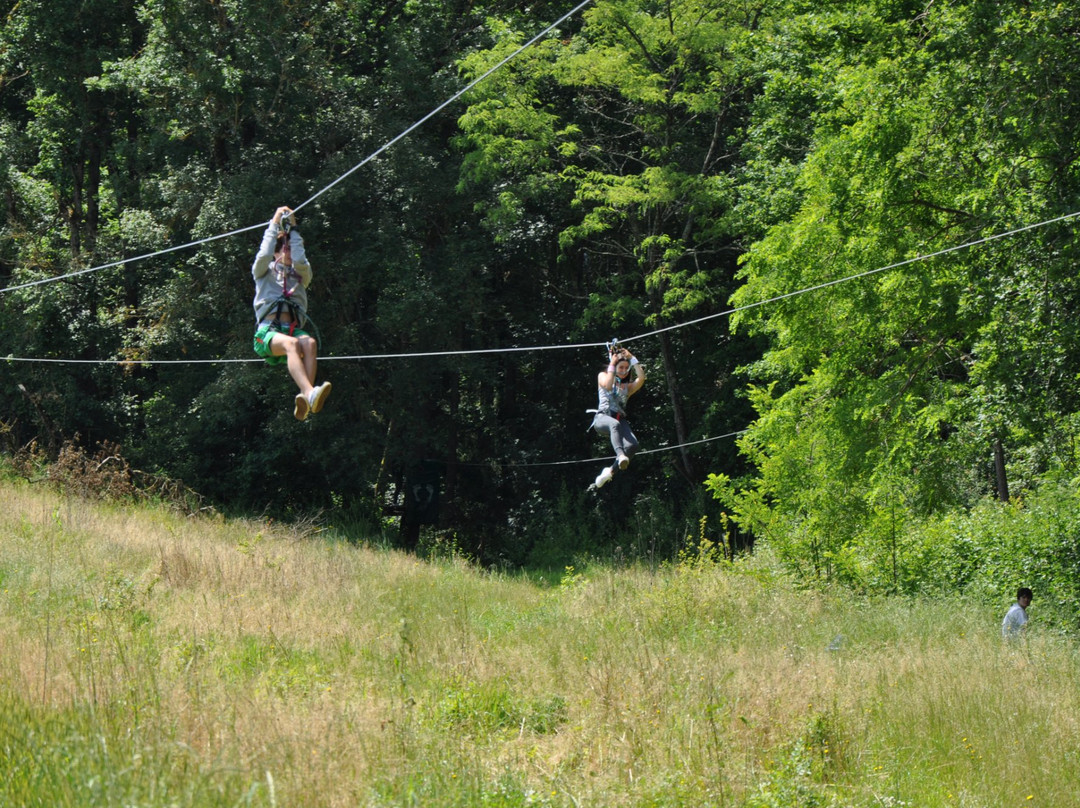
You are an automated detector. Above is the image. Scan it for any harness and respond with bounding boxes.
[267,220,312,337]
[587,374,630,428]
[271,295,302,336]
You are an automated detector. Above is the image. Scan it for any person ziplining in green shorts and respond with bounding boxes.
[251,205,331,421]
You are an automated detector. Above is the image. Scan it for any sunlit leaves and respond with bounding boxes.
[723,0,1080,584]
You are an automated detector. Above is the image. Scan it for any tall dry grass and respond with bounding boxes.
[1,475,1077,807]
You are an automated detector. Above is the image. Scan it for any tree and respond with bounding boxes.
[716,0,1080,586]
[457,0,771,486]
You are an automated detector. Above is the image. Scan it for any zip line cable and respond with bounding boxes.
[6,207,1077,366]
[0,343,602,364]
[11,213,1074,468]
[6,2,1069,473]
[0,0,595,297]
[290,0,595,215]
[0,223,263,295]
[625,209,1080,345]
[464,430,750,468]
[9,212,1070,472]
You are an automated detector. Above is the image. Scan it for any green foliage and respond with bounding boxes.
[746,709,849,808]
[219,633,330,698]
[904,476,1080,628]
[435,679,567,735]
[714,457,1080,624]
[4,483,1080,806]
[3,0,1080,581]
[457,0,757,327]
[0,696,271,808]
[719,0,1080,585]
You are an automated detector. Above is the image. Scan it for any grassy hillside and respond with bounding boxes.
[1,476,1077,807]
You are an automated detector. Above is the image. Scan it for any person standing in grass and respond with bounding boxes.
[252,205,331,421]
[1002,587,1033,638]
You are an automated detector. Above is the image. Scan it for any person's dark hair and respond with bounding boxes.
[1017,587,1033,600]
[609,352,631,376]
[603,348,630,370]
[275,232,288,253]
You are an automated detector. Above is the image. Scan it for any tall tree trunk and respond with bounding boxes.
[656,327,699,484]
[994,437,1009,502]
[67,157,84,256]
[445,372,460,507]
[374,418,395,509]
[85,121,103,254]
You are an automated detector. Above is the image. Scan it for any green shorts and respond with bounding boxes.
[253,322,312,366]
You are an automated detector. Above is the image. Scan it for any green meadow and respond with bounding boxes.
[1,476,1076,808]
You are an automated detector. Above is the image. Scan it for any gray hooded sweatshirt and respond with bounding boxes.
[251,222,312,327]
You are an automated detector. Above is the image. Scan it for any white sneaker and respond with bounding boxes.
[309,381,332,414]
[308,380,328,412]
[294,393,310,421]
[594,467,614,489]
[617,452,630,470]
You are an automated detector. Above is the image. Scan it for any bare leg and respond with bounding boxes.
[298,334,318,386]
[270,334,315,397]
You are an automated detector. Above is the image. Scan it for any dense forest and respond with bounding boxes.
[2,0,1079,611]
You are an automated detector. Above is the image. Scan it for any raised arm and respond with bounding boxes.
[287,227,312,288]
[626,351,646,396]
[252,206,294,279]
[598,348,619,391]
